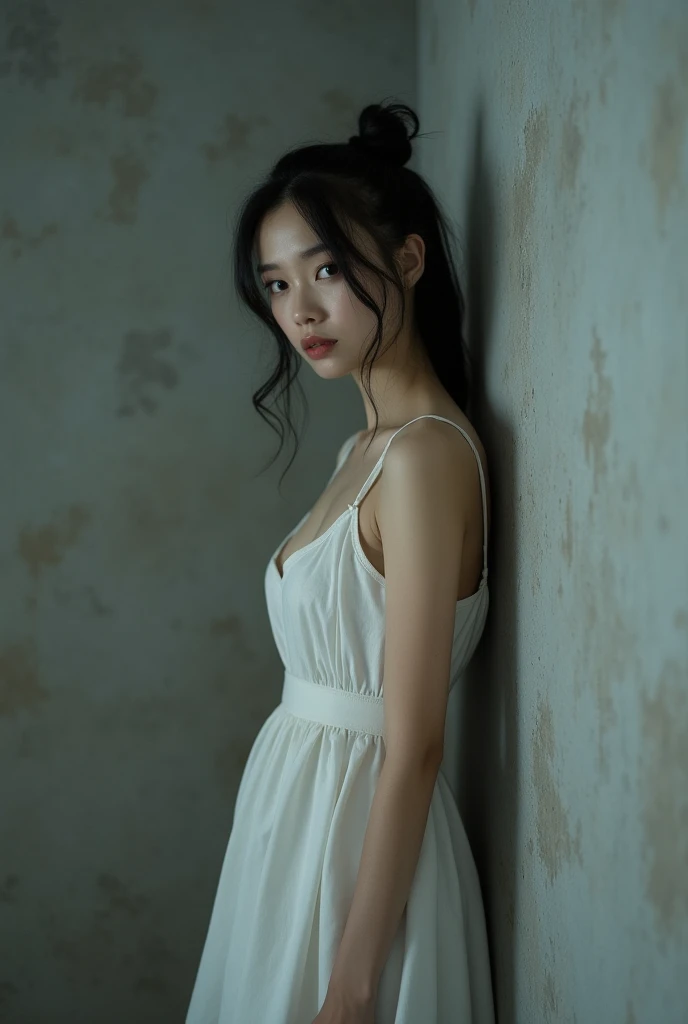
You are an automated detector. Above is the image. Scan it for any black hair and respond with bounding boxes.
[232,98,472,489]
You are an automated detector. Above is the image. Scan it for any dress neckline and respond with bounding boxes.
[271,414,489,593]
[272,429,365,580]
[272,503,354,581]
[271,500,488,608]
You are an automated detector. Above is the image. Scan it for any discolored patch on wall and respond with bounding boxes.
[543,968,559,1022]
[618,459,643,541]
[558,92,589,193]
[116,464,194,567]
[183,0,217,15]
[17,503,91,581]
[52,874,156,986]
[0,214,21,259]
[72,45,158,118]
[201,112,269,163]
[0,874,20,904]
[100,152,150,225]
[116,328,179,416]
[0,214,20,239]
[596,56,618,107]
[641,658,688,940]
[560,492,573,570]
[209,614,257,695]
[575,544,637,774]
[508,60,526,115]
[0,0,60,88]
[508,105,550,345]
[675,608,688,631]
[52,918,116,984]
[320,88,352,117]
[0,213,58,261]
[0,981,18,1010]
[572,0,627,47]
[53,895,180,997]
[582,328,612,495]
[0,641,49,717]
[600,0,627,45]
[468,0,477,19]
[53,583,112,616]
[95,873,149,919]
[86,586,113,616]
[645,73,688,233]
[209,613,248,640]
[133,932,180,997]
[532,691,583,885]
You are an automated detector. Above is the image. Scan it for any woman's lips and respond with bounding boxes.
[301,334,337,350]
[304,339,338,359]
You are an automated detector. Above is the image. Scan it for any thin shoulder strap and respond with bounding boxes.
[352,414,488,578]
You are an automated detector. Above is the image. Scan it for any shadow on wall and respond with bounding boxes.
[454,97,520,1024]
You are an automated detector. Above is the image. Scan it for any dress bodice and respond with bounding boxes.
[263,415,490,700]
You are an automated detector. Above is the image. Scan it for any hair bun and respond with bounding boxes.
[348,100,419,167]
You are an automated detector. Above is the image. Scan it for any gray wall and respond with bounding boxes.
[419,1,688,1022]
[0,1,414,1021]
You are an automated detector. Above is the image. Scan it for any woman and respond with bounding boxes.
[186,100,495,1024]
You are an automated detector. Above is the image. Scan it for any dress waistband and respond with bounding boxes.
[280,671,385,738]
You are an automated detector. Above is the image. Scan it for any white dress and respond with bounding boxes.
[186,414,495,1024]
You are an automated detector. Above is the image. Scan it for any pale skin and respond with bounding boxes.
[257,202,491,1021]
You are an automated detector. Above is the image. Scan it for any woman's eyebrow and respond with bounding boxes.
[257,242,329,274]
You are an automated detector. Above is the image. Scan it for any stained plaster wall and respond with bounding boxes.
[0,1,415,1020]
[418,1,688,1021]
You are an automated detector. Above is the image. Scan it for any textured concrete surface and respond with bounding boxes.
[419,1,688,1021]
[0,1,414,1020]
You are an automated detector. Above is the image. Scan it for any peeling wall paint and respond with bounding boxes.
[72,47,159,118]
[420,0,688,1020]
[641,658,688,941]
[532,692,583,885]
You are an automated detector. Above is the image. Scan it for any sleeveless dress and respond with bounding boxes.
[186,414,495,1024]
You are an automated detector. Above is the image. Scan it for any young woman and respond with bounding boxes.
[186,100,495,1024]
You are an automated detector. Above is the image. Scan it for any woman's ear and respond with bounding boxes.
[397,233,425,289]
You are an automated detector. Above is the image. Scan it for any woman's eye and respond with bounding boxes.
[263,262,338,295]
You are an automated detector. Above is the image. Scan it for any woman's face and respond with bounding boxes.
[256,201,393,379]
